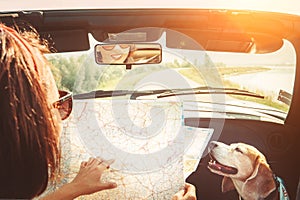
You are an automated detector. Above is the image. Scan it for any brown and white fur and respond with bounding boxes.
[207,141,278,200]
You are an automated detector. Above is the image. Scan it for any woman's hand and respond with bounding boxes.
[41,157,117,200]
[70,157,117,196]
[172,183,197,200]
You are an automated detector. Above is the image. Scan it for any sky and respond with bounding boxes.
[1,0,300,16]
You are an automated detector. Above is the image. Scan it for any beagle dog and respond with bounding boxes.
[207,141,289,200]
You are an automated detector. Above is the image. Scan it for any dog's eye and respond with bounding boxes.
[235,147,243,154]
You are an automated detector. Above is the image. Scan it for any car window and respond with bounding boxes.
[46,29,295,124]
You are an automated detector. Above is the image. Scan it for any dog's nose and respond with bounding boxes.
[208,141,218,151]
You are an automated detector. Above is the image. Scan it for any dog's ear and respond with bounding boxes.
[222,177,235,193]
[242,157,276,199]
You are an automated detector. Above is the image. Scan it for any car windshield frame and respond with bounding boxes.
[2,7,299,125]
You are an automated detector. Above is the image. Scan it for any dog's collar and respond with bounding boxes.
[273,174,290,200]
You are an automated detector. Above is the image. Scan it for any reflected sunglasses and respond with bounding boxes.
[101,44,132,51]
[52,90,73,120]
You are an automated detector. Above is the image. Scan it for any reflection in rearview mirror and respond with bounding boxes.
[95,43,162,65]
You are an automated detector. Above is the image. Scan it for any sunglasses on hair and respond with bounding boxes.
[52,90,73,120]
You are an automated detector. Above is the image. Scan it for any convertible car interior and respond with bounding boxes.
[1,8,299,199]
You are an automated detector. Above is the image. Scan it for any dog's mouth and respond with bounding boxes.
[208,154,238,175]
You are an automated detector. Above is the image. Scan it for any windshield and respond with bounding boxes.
[46,28,296,123]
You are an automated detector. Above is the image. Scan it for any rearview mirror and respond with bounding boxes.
[95,43,162,65]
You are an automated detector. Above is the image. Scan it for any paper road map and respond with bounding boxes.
[44,100,213,200]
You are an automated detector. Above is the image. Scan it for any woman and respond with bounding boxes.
[0,23,196,199]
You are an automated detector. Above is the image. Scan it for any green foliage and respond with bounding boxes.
[72,55,102,94]
[48,54,86,92]
[47,53,128,93]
